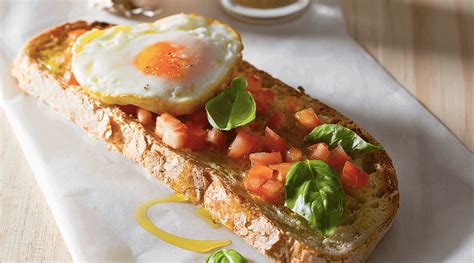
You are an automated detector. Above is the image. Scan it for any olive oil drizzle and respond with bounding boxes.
[134,193,231,252]
[194,207,221,229]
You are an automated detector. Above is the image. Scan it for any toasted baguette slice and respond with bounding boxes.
[11,21,399,262]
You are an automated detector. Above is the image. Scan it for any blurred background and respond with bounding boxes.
[341,0,473,152]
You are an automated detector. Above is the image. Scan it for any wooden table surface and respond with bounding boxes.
[1,0,472,261]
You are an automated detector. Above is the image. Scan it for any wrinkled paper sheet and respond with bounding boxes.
[1,0,473,262]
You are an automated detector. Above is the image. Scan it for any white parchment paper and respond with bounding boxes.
[1,0,473,262]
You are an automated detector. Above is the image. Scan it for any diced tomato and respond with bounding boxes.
[285,147,303,162]
[156,113,188,149]
[250,88,275,114]
[228,131,257,159]
[295,108,321,130]
[251,135,265,153]
[327,145,350,170]
[137,108,154,126]
[247,73,274,113]
[236,124,264,145]
[263,127,288,152]
[283,96,304,113]
[156,113,181,138]
[267,111,285,130]
[244,173,267,193]
[162,123,188,149]
[341,161,369,190]
[248,121,265,133]
[243,165,273,192]
[185,126,207,151]
[246,73,262,92]
[206,128,227,149]
[243,163,285,204]
[234,124,264,151]
[269,163,293,182]
[67,29,89,41]
[235,124,252,134]
[119,105,138,115]
[68,72,80,86]
[184,109,208,129]
[249,152,282,166]
[307,143,330,162]
[256,180,284,204]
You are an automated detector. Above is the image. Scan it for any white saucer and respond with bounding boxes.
[220,0,310,24]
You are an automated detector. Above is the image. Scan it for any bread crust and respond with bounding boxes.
[11,21,399,262]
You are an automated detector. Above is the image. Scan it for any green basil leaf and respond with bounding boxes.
[205,77,256,131]
[205,248,248,263]
[285,160,345,235]
[306,124,383,153]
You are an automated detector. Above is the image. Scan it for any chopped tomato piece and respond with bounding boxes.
[243,165,273,192]
[249,152,282,166]
[251,135,265,153]
[257,180,284,204]
[327,145,350,170]
[235,124,252,134]
[285,147,303,162]
[68,72,80,86]
[119,105,138,115]
[269,163,293,182]
[247,74,274,113]
[137,108,154,126]
[244,163,285,204]
[295,108,321,130]
[248,121,265,133]
[246,73,262,92]
[162,123,188,149]
[283,96,304,113]
[67,29,89,41]
[184,109,208,129]
[156,113,181,138]
[185,126,207,151]
[228,131,257,159]
[156,113,188,149]
[263,127,288,152]
[244,173,267,193]
[267,111,285,130]
[307,143,330,162]
[341,161,369,189]
[206,128,227,149]
[250,88,274,114]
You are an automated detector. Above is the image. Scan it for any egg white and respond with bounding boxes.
[71,14,242,114]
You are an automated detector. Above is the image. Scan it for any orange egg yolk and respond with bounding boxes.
[135,41,193,81]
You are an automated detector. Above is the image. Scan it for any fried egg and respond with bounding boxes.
[71,14,242,115]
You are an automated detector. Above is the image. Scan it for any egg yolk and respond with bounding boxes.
[135,42,193,81]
